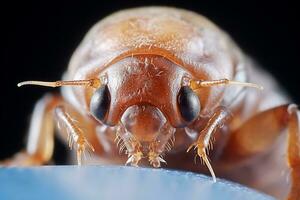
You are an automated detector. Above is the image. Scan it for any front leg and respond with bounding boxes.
[187,106,231,182]
[55,105,94,165]
[1,95,96,166]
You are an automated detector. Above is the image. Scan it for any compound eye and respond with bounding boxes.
[177,86,200,123]
[90,85,111,122]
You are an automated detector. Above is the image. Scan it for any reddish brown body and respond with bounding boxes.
[2,7,300,200]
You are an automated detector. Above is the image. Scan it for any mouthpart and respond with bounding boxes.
[115,104,176,167]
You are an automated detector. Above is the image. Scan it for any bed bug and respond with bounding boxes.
[2,7,299,200]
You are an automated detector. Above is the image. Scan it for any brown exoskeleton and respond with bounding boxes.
[2,7,299,200]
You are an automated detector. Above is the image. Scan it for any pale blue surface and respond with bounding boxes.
[0,166,275,200]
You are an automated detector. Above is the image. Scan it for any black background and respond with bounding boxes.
[1,1,299,160]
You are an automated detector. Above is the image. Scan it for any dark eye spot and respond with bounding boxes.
[177,86,200,123]
[90,85,110,122]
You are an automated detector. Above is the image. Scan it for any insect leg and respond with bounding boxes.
[186,106,231,182]
[222,104,294,162]
[286,105,300,200]
[222,104,300,199]
[54,105,95,165]
[0,94,62,166]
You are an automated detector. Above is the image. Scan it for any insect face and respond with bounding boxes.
[89,55,195,166]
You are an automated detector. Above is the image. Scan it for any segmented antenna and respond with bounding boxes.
[17,79,101,88]
[190,78,263,90]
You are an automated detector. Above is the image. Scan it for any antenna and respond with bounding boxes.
[189,78,263,90]
[17,79,101,88]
